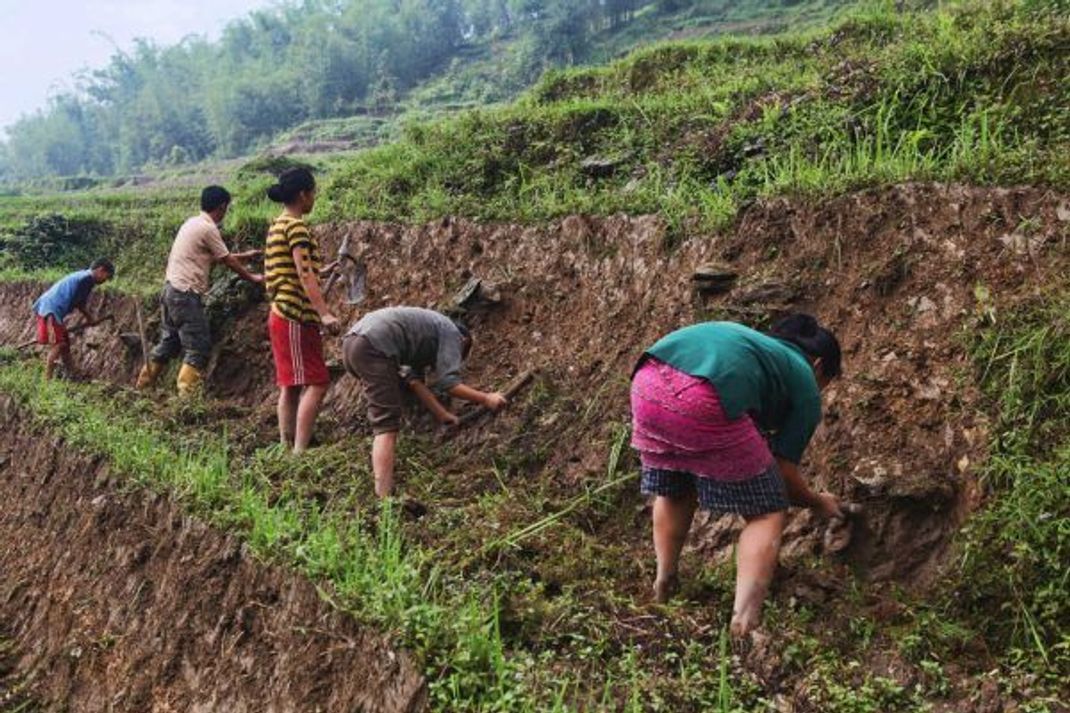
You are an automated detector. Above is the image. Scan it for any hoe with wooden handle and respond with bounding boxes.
[16,314,115,350]
[457,369,536,426]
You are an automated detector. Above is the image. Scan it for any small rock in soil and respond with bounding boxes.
[691,262,738,294]
[580,156,623,178]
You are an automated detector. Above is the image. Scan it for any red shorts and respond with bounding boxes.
[36,315,69,346]
[268,310,329,387]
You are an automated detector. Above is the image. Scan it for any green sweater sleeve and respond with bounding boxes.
[769,373,821,464]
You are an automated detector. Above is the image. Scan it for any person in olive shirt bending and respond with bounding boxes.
[343,307,507,498]
[630,314,844,637]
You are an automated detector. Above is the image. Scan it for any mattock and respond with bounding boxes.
[323,232,368,305]
[457,369,537,427]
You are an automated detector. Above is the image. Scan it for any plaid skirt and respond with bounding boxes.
[640,462,789,517]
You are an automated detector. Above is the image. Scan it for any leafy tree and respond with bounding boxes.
[0,0,688,179]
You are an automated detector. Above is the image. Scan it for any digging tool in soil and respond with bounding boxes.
[16,314,115,350]
[322,232,367,305]
[457,369,536,426]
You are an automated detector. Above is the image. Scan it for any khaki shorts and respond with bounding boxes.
[343,334,403,434]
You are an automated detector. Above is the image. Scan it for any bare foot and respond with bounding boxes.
[653,573,679,603]
[730,609,759,639]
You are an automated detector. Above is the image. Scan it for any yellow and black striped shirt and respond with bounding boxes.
[265,214,322,324]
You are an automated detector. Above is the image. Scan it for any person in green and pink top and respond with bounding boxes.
[631,314,844,637]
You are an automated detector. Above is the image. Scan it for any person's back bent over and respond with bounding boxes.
[32,259,114,379]
[342,306,507,498]
[631,315,844,638]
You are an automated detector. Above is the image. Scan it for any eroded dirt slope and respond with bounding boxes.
[1,183,1066,588]
[0,396,426,713]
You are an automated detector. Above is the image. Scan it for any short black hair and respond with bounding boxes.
[201,185,232,213]
[267,168,316,204]
[90,258,115,276]
[768,313,842,379]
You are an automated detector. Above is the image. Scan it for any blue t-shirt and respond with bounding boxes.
[33,270,96,321]
[642,322,822,464]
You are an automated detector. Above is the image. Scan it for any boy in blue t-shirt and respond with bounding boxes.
[32,258,114,379]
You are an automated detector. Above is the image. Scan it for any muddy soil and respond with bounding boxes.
[0,397,426,713]
[322,183,1066,585]
[2,183,1067,589]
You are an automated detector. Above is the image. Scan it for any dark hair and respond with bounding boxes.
[768,313,842,379]
[90,258,115,276]
[201,185,232,213]
[267,168,316,204]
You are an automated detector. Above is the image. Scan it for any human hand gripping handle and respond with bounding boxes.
[481,392,508,411]
[292,246,340,335]
[320,313,342,336]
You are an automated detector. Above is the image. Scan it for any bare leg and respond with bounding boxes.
[46,344,76,380]
[293,384,327,453]
[277,386,301,448]
[60,345,77,377]
[371,431,398,498]
[44,344,63,379]
[730,510,786,638]
[652,493,697,602]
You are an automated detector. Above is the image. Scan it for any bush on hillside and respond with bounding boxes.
[0,213,108,272]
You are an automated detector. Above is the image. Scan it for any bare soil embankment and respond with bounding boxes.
[0,182,1066,708]
[267,183,1067,584]
[2,183,1066,588]
[0,396,426,712]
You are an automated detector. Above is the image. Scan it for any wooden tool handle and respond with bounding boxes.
[457,369,535,425]
[16,314,114,350]
[135,303,149,363]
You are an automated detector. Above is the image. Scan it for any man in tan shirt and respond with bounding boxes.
[136,186,263,395]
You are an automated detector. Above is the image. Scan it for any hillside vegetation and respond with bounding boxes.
[0,0,854,180]
[2,0,1065,291]
[0,2,1067,709]
[322,0,1069,229]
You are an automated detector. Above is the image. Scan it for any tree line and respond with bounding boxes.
[0,0,699,179]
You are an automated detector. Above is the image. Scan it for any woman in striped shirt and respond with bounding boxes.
[264,168,340,453]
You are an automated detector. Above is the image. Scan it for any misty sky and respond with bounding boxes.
[0,0,273,134]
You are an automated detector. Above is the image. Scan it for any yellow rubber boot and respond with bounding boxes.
[135,361,163,389]
[176,363,203,398]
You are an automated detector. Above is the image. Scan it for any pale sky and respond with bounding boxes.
[0,0,274,134]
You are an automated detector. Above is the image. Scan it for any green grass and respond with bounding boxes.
[7,339,1067,710]
[955,294,1070,683]
[1,0,1065,295]
[1,361,748,710]
[0,363,528,710]
[318,0,1068,230]
[0,354,821,710]
[0,1,1067,708]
